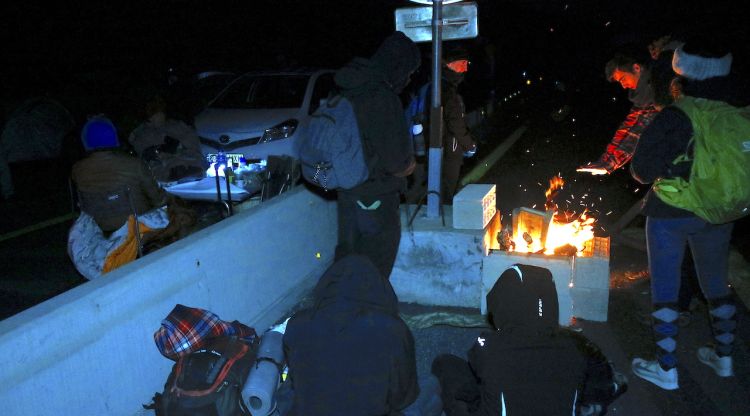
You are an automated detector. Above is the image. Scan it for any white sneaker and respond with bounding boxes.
[697,347,734,377]
[631,358,679,390]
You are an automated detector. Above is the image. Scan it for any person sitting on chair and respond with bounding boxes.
[69,115,196,280]
[73,115,167,233]
[128,95,206,183]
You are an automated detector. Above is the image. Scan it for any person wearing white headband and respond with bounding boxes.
[629,39,746,391]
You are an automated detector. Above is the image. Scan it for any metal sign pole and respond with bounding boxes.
[426,0,443,219]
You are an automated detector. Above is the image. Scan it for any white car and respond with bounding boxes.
[195,69,336,164]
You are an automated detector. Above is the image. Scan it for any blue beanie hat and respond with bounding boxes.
[81,116,119,151]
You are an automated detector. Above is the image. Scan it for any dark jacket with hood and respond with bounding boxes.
[630,74,750,218]
[441,69,475,155]
[283,255,419,416]
[467,265,591,415]
[334,31,420,197]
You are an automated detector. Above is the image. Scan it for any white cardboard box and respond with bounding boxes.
[452,184,496,230]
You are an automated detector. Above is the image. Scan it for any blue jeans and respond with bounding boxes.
[646,216,734,304]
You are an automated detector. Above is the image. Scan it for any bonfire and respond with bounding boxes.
[499,175,596,256]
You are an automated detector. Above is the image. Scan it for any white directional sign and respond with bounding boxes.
[395,2,478,43]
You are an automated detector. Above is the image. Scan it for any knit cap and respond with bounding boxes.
[81,115,120,151]
[672,43,732,81]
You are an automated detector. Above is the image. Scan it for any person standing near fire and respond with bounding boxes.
[629,39,745,390]
[579,40,701,327]
[332,31,419,280]
[577,50,659,176]
[437,46,477,202]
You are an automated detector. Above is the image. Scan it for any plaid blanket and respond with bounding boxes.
[154,304,257,360]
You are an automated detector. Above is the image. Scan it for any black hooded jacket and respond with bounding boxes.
[334,31,420,196]
[283,255,419,416]
[441,69,475,154]
[467,265,589,415]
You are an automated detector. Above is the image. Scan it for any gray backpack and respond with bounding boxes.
[297,95,370,191]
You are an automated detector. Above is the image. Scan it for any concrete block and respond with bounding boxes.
[452,184,496,230]
[392,205,485,308]
[571,287,609,322]
[482,252,575,326]
[572,255,610,290]
[481,238,610,325]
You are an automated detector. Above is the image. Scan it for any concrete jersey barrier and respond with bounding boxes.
[0,187,337,416]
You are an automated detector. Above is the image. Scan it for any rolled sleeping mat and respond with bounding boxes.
[242,329,285,415]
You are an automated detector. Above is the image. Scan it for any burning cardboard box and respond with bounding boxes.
[482,176,610,325]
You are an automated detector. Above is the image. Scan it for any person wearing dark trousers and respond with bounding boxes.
[630,39,745,389]
[332,31,419,279]
[439,46,477,202]
[579,40,702,328]
[433,265,627,416]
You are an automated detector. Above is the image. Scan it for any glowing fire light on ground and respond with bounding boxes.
[511,176,596,255]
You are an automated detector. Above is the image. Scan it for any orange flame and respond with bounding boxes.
[511,176,596,256]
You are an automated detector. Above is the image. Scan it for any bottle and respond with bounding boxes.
[216,150,227,167]
[215,150,228,177]
[411,123,426,157]
[225,163,235,184]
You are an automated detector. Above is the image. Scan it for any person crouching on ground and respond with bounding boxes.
[432,264,627,416]
[282,254,419,416]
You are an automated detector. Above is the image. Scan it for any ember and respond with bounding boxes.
[504,175,596,256]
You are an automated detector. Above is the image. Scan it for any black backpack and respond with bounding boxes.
[296,94,370,191]
[147,336,259,416]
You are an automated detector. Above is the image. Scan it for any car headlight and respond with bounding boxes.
[260,119,298,143]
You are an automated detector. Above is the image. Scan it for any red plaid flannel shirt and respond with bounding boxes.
[154,304,257,361]
[595,105,659,173]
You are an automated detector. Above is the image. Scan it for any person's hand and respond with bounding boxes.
[463,143,477,158]
[393,158,416,177]
[576,163,608,176]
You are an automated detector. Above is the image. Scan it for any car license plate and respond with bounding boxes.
[207,153,244,164]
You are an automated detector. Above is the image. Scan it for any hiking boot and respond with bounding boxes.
[631,358,679,390]
[697,347,734,377]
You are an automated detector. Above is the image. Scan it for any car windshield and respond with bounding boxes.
[209,75,310,109]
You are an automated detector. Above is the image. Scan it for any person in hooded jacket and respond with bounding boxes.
[438,46,477,201]
[333,31,420,279]
[629,39,746,390]
[282,254,419,416]
[432,264,627,416]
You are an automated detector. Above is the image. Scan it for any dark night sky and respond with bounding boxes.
[1,0,747,110]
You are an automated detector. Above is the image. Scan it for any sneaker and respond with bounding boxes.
[631,358,679,390]
[697,347,733,377]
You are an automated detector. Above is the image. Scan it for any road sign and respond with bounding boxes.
[395,2,478,43]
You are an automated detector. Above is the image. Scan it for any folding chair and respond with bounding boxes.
[261,155,301,201]
[76,185,144,258]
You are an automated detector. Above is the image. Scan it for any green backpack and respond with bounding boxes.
[654,96,750,224]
